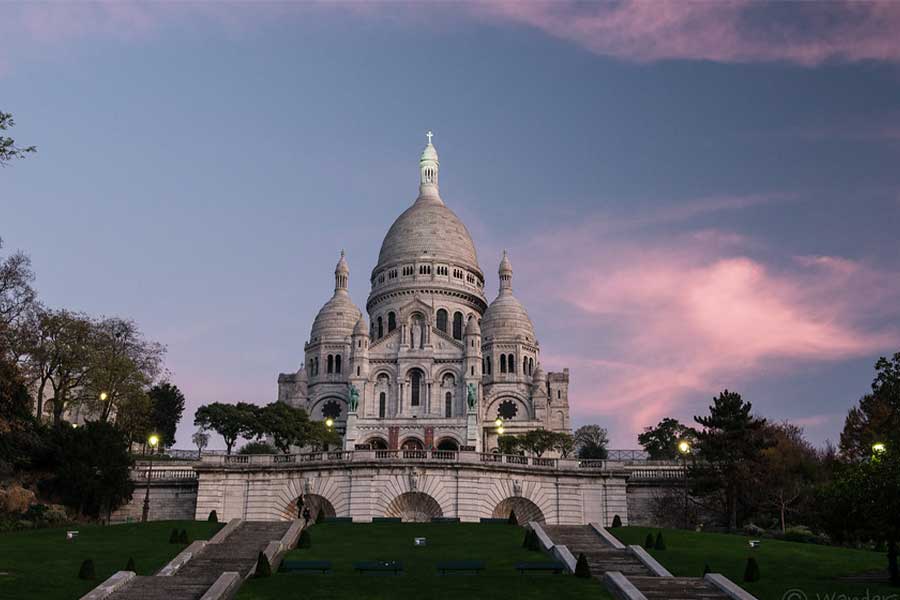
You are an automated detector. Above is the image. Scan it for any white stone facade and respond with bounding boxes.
[277,134,571,452]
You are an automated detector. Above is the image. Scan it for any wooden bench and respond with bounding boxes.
[279,560,332,574]
[514,561,565,575]
[353,560,403,575]
[371,517,402,523]
[436,560,486,575]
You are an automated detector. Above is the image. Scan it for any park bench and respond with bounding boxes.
[279,560,332,574]
[353,560,403,575]
[436,560,486,575]
[514,561,565,575]
[372,517,402,523]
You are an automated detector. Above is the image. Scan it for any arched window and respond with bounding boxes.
[452,312,463,340]
[326,354,334,374]
[379,392,386,418]
[529,358,534,375]
[508,354,516,374]
[500,354,507,373]
[436,309,448,333]
[523,357,528,375]
[387,312,396,332]
[309,358,314,373]
[486,356,492,375]
[410,369,422,406]
[314,357,319,375]
[335,354,342,374]
[445,392,452,417]
[377,316,383,338]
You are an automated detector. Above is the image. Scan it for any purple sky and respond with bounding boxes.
[2,1,900,449]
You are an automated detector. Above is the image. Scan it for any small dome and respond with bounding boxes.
[310,292,361,342]
[353,314,368,336]
[465,315,480,335]
[482,251,537,343]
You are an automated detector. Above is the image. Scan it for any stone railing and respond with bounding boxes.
[130,468,198,481]
[626,466,686,480]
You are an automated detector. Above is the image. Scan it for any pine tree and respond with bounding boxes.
[126,557,136,572]
[78,559,95,580]
[644,533,654,549]
[254,551,272,578]
[574,553,591,578]
[169,528,179,544]
[178,529,189,544]
[208,510,218,523]
[507,510,518,525]
[654,532,666,550]
[743,557,760,582]
[611,515,622,528]
[298,529,311,548]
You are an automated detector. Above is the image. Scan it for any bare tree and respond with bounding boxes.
[0,111,37,166]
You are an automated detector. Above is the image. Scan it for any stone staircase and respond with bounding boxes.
[541,525,731,600]
[107,521,292,600]
[542,525,653,577]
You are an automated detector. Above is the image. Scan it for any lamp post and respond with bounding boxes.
[141,434,159,523]
[873,442,887,456]
[495,417,504,437]
[678,440,692,529]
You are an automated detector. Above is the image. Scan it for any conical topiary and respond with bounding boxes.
[297,529,311,549]
[254,551,271,578]
[178,529,189,544]
[574,553,591,578]
[644,533,654,549]
[169,528,179,544]
[703,563,711,575]
[523,529,540,551]
[507,510,518,525]
[654,531,666,550]
[611,515,622,528]
[78,559,95,580]
[743,557,760,582]
[207,510,218,523]
[315,510,325,524]
[126,557,136,572]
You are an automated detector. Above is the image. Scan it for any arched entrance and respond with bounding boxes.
[294,493,337,522]
[385,492,444,522]
[436,438,459,451]
[400,437,424,450]
[367,437,388,450]
[492,497,545,524]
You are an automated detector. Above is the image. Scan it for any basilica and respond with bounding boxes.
[277,134,571,453]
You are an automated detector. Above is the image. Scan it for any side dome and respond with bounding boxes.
[310,251,362,342]
[482,251,537,343]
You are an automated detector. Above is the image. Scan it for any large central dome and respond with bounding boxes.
[376,195,480,273]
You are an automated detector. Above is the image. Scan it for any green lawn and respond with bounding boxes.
[0,520,222,600]
[238,522,611,600]
[612,526,897,600]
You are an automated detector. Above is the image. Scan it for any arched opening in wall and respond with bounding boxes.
[291,493,336,522]
[409,368,424,406]
[452,312,463,340]
[486,355,492,375]
[500,354,507,373]
[366,437,388,450]
[378,392,386,418]
[400,437,424,450]
[508,354,516,374]
[445,392,452,418]
[385,492,443,522]
[436,309,448,333]
[388,312,397,333]
[492,497,544,524]
[335,354,342,374]
[436,437,459,451]
[377,317,383,339]
[326,354,334,374]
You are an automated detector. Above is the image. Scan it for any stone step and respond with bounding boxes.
[628,576,731,599]
[541,525,653,577]
[111,576,211,600]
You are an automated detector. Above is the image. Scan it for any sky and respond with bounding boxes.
[2,1,900,449]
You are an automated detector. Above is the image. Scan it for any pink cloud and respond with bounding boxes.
[516,220,900,446]
[471,0,900,66]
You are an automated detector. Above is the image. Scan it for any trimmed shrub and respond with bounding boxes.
[254,552,271,578]
[169,528,179,544]
[743,557,760,582]
[507,510,518,526]
[178,529,189,544]
[703,563,711,575]
[611,514,622,528]
[654,531,666,550]
[782,525,815,544]
[574,553,591,578]
[644,533,654,549]
[523,529,541,551]
[297,529,311,549]
[315,511,325,525]
[78,559,95,580]
[207,510,218,523]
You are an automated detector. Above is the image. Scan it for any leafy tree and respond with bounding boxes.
[841,353,900,462]
[552,431,576,458]
[520,429,557,457]
[192,430,210,456]
[47,421,135,519]
[254,402,313,453]
[194,402,256,454]
[497,434,521,455]
[0,352,33,430]
[574,424,609,459]
[115,390,154,448]
[691,390,770,529]
[306,418,342,450]
[0,111,36,166]
[638,417,698,460]
[239,441,277,455]
[759,422,819,533]
[148,382,185,447]
[0,237,36,334]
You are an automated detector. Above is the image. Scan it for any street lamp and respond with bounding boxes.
[325,418,334,429]
[99,391,108,402]
[872,442,887,456]
[678,440,692,529]
[141,434,160,523]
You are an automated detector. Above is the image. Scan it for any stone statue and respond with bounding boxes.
[349,385,359,413]
[467,383,477,410]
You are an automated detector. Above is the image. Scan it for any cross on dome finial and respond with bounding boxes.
[426,130,433,144]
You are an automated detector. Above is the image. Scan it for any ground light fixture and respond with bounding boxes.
[678,440,692,455]
[872,442,887,455]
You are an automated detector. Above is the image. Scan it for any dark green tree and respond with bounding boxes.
[638,418,698,460]
[48,421,134,519]
[507,510,518,525]
[743,557,760,582]
[208,510,218,523]
[574,553,591,578]
[841,353,900,462]
[126,557,136,572]
[520,429,557,457]
[254,402,314,453]
[497,434,521,455]
[0,111,36,166]
[148,382,185,448]
[239,441,276,455]
[611,515,622,528]
[254,551,271,578]
[654,531,666,550]
[194,402,257,454]
[691,390,770,529]
[77,558,95,580]
[574,425,609,459]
